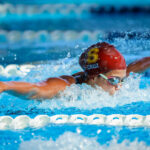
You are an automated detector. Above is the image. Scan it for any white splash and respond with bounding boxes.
[19,132,150,150]
[3,57,147,110]
[38,74,150,110]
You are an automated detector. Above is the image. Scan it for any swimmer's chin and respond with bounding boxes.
[95,86,116,96]
[108,90,119,96]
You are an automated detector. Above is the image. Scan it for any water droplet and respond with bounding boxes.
[97,129,102,134]
[76,128,81,134]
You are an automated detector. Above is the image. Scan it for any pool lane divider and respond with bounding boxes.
[0,4,150,15]
[1,30,150,44]
[0,114,150,130]
[0,4,94,15]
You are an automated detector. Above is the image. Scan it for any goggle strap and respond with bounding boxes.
[99,74,108,80]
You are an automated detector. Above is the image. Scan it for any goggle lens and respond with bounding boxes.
[108,77,125,85]
[98,74,125,86]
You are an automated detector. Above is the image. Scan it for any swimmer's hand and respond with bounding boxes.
[127,57,150,76]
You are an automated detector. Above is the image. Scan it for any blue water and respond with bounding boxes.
[0,2,150,150]
[0,55,150,150]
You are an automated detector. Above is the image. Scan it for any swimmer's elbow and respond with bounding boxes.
[34,77,70,100]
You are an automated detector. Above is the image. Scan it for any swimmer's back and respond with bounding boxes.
[60,72,86,85]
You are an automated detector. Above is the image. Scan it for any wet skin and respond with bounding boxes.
[87,69,126,95]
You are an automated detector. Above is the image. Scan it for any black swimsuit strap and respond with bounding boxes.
[73,73,87,84]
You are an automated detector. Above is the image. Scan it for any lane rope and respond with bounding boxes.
[0,30,104,42]
[0,4,94,15]
[0,30,150,43]
[0,114,150,130]
[0,4,150,15]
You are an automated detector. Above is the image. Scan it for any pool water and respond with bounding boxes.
[0,2,150,150]
[0,46,150,150]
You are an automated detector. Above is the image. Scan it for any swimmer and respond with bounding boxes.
[0,42,149,100]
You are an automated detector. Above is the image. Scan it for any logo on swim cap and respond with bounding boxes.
[79,42,126,78]
[86,63,99,70]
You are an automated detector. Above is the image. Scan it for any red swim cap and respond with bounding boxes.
[79,42,126,78]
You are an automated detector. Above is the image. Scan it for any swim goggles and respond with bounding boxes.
[98,74,125,86]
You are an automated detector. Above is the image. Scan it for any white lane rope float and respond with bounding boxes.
[0,64,35,77]
[0,114,150,130]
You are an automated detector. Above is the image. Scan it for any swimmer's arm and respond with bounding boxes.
[126,57,150,76]
[0,76,75,100]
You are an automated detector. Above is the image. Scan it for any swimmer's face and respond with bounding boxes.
[93,69,126,95]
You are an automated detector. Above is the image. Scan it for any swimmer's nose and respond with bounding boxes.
[115,86,119,90]
[115,83,122,90]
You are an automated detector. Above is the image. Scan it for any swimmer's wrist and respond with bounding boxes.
[0,82,9,92]
[3,82,16,91]
[3,82,10,91]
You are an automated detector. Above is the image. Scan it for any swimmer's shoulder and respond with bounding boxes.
[45,72,86,86]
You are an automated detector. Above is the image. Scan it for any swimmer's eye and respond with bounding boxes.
[108,77,126,85]
[98,74,126,86]
[121,77,126,83]
[108,77,120,85]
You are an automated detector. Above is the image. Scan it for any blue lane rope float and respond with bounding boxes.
[0,114,150,130]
